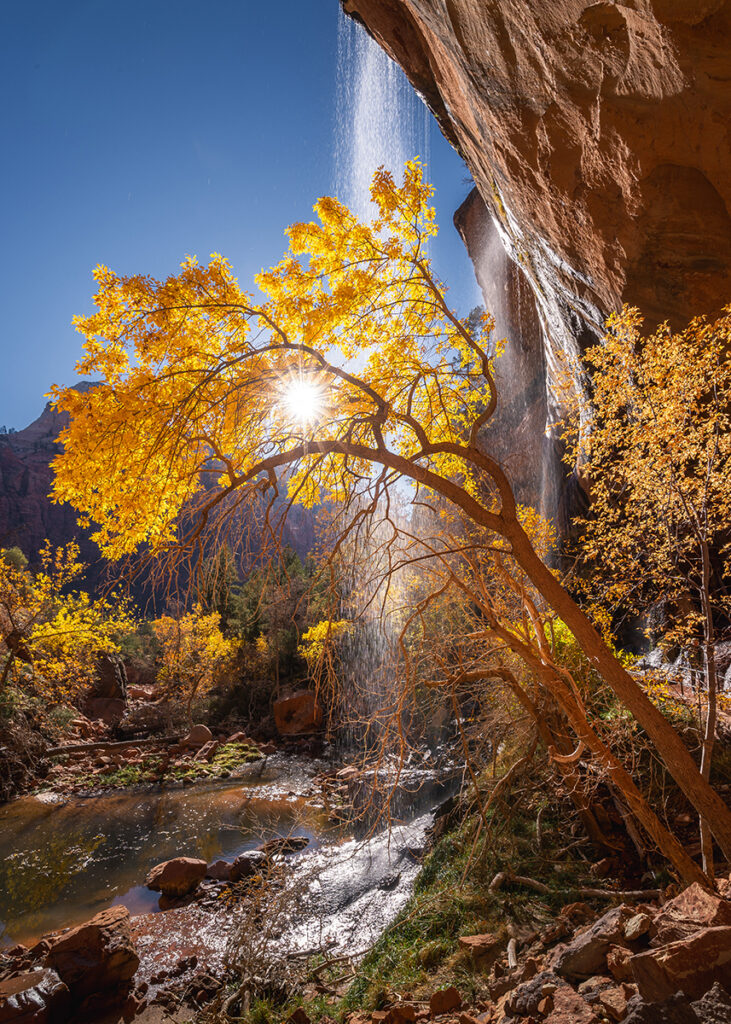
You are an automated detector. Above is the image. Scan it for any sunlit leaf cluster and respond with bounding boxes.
[0,543,134,699]
[51,162,495,559]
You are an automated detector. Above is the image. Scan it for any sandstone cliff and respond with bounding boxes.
[0,395,317,586]
[341,0,731,412]
[0,396,102,577]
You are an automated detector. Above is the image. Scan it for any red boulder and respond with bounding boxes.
[273,691,323,735]
[45,905,139,1000]
[145,856,207,896]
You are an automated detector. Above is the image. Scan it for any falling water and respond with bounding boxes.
[334,9,430,219]
[329,7,435,759]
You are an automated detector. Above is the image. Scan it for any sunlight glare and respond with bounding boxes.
[282,378,323,423]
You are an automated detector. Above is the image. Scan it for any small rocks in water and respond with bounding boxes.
[429,986,462,1015]
[145,856,207,896]
[45,905,139,1001]
[206,859,232,881]
[183,971,222,1006]
[182,724,212,749]
[0,967,70,1022]
[378,871,401,891]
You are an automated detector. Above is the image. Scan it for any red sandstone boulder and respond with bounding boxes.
[543,984,601,1024]
[182,724,212,749]
[606,944,634,982]
[230,850,267,881]
[44,905,139,1000]
[650,882,731,946]
[273,691,323,735]
[0,968,69,1023]
[458,933,501,967]
[145,856,207,896]
[372,1006,416,1024]
[552,904,635,980]
[630,925,731,1001]
[206,859,233,881]
[429,986,462,1015]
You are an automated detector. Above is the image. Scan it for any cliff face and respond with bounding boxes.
[0,397,317,586]
[0,399,102,574]
[342,0,731,414]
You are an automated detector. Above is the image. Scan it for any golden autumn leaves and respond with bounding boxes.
[50,162,495,561]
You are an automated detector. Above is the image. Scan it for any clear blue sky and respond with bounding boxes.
[0,1,478,430]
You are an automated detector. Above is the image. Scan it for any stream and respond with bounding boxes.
[0,754,454,965]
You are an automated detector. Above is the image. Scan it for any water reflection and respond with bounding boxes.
[0,759,329,946]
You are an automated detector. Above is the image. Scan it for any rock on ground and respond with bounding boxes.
[630,926,731,1001]
[0,967,69,1023]
[45,905,139,1001]
[145,857,207,897]
[273,692,323,735]
[182,725,212,749]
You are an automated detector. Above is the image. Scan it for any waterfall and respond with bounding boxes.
[334,8,429,220]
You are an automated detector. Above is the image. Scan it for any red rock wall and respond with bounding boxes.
[342,0,731,368]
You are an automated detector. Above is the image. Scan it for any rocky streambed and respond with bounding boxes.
[0,749,457,1021]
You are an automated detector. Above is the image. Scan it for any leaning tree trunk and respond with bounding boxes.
[505,517,731,865]
[538,664,709,887]
[699,539,718,880]
[484,646,708,886]
[498,669,619,854]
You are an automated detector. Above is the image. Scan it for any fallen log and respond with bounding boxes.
[489,870,661,901]
[46,735,181,756]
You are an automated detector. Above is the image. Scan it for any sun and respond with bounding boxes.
[282,377,323,423]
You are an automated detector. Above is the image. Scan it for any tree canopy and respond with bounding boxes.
[49,163,731,873]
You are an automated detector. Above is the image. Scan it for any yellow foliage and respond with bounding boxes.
[50,162,497,560]
[0,542,134,701]
[566,304,731,648]
[152,605,236,714]
[298,618,352,668]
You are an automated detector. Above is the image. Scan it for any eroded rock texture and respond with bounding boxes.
[342,0,731,390]
[0,391,317,580]
[0,390,103,580]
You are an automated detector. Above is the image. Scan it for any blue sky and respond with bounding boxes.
[0,1,478,429]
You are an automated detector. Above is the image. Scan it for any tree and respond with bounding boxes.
[299,618,352,674]
[152,606,236,722]
[0,542,133,700]
[50,161,731,866]
[567,305,731,878]
[325,500,708,885]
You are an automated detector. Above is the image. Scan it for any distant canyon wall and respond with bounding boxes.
[341,0,731,409]
[0,398,317,591]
